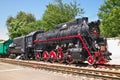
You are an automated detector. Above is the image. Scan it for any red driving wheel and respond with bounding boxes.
[57,48,64,63]
[50,51,56,63]
[43,51,49,62]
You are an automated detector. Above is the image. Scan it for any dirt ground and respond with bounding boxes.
[0,62,100,80]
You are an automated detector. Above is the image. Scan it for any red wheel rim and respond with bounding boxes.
[50,51,56,62]
[43,51,49,61]
[87,56,95,65]
[57,53,64,63]
[36,52,41,61]
[57,48,64,63]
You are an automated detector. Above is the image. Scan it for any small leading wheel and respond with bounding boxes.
[87,56,95,65]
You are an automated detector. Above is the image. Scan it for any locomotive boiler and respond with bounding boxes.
[34,17,112,65]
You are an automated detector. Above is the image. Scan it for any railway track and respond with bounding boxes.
[0,58,120,80]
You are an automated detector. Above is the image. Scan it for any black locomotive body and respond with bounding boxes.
[34,17,111,64]
[9,17,112,65]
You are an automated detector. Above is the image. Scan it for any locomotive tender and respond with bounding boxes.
[9,17,112,65]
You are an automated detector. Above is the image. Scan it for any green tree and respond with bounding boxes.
[98,0,120,37]
[6,11,38,39]
[42,0,84,31]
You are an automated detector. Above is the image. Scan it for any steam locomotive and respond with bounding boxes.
[8,17,112,65]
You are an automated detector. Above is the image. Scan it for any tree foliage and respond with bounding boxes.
[42,0,84,31]
[98,0,120,37]
[6,0,84,39]
[6,11,41,39]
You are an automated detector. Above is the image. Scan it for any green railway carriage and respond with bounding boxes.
[0,40,13,57]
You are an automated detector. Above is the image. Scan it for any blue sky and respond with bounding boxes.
[0,0,104,40]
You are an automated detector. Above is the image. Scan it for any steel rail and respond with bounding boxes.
[0,58,120,80]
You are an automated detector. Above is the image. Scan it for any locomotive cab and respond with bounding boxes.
[25,30,44,59]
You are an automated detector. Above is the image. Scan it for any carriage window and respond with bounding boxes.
[28,37,32,41]
[26,36,32,42]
